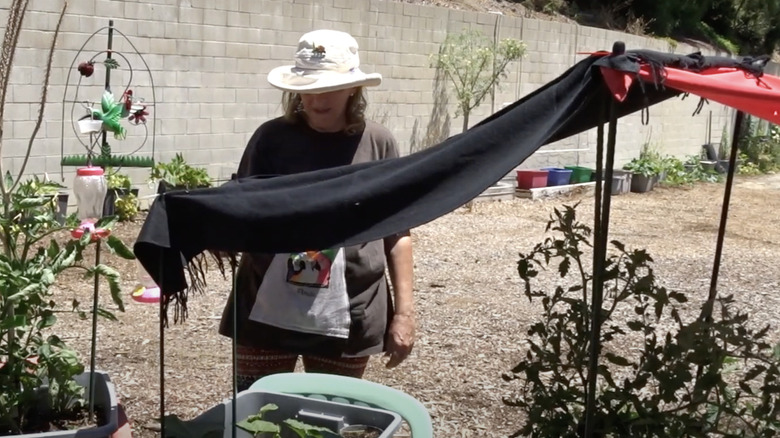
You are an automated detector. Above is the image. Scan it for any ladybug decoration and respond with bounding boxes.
[77,61,95,77]
[312,44,326,57]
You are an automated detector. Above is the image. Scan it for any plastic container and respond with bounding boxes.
[612,170,633,194]
[182,390,403,438]
[541,167,573,186]
[73,166,107,220]
[564,166,594,184]
[26,371,119,438]
[516,169,549,190]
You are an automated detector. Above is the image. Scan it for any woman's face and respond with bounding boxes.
[299,87,356,133]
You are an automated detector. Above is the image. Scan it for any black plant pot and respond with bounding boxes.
[56,193,69,225]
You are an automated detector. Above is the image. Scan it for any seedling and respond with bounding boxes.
[238,403,338,438]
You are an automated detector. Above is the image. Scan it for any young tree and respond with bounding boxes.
[431,28,526,132]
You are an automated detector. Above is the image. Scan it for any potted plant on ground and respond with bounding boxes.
[622,156,660,193]
[0,177,135,436]
[102,168,139,218]
[149,153,212,191]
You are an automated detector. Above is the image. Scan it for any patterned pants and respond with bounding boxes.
[235,345,371,392]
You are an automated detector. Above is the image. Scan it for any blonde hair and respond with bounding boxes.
[282,87,367,135]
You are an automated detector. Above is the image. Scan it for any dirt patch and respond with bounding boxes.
[51,174,780,437]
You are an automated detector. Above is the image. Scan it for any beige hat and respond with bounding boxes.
[267,29,382,94]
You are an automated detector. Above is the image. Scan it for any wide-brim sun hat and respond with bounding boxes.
[267,29,382,94]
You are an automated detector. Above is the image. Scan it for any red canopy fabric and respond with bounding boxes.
[601,63,780,124]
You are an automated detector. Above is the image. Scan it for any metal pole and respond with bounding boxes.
[88,240,101,419]
[700,110,744,322]
[159,247,166,438]
[231,259,238,438]
[584,98,618,438]
[99,20,114,163]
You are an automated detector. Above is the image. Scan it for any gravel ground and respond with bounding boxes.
[53,174,780,437]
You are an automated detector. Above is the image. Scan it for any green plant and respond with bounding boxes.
[739,123,780,173]
[0,176,135,432]
[505,204,780,437]
[105,168,132,191]
[238,403,337,438]
[623,143,664,177]
[114,192,139,222]
[149,153,212,189]
[737,153,763,176]
[430,28,526,132]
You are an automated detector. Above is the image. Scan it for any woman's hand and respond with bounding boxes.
[384,313,416,368]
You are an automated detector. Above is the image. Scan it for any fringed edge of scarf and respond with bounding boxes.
[162,250,238,327]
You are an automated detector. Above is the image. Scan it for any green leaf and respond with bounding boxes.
[260,403,279,415]
[103,58,119,69]
[0,314,27,330]
[92,264,125,312]
[95,307,118,321]
[283,419,336,437]
[237,418,280,434]
[46,239,61,259]
[95,215,118,231]
[79,229,92,247]
[36,312,57,329]
[105,235,135,260]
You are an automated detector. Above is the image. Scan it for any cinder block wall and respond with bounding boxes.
[2,0,735,202]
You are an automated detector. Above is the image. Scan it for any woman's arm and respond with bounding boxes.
[383,231,415,368]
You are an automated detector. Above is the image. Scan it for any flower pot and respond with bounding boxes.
[699,160,717,172]
[541,167,573,186]
[716,159,742,174]
[612,170,633,195]
[171,390,402,438]
[564,166,594,184]
[77,119,103,134]
[630,174,656,193]
[15,370,119,437]
[515,169,548,189]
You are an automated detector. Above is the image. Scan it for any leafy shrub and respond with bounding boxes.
[623,144,664,177]
[505,204,780,437]
[149,153,212,189]
[739,126,780,173]
[114,192,139,222]
[105,168,132,190]
[0,177,134,432]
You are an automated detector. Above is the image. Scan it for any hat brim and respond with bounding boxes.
[267,65,382,94]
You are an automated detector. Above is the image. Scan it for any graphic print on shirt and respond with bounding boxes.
[286,249,337,287]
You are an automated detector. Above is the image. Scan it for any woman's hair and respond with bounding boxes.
[282,87,367,135]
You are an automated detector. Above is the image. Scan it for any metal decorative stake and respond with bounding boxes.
[70,166,110,418]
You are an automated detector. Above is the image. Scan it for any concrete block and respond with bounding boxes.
[323,7,343,21]
[227,11,251,27]
[226,42,250,58]
[204,9,228,26]
[178,6,204,24]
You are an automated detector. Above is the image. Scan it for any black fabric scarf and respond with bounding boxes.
[136,49,753,322]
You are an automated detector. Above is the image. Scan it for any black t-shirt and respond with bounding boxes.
[219,116,400,357]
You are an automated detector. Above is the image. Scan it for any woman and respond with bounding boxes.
[219,29,416,391]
